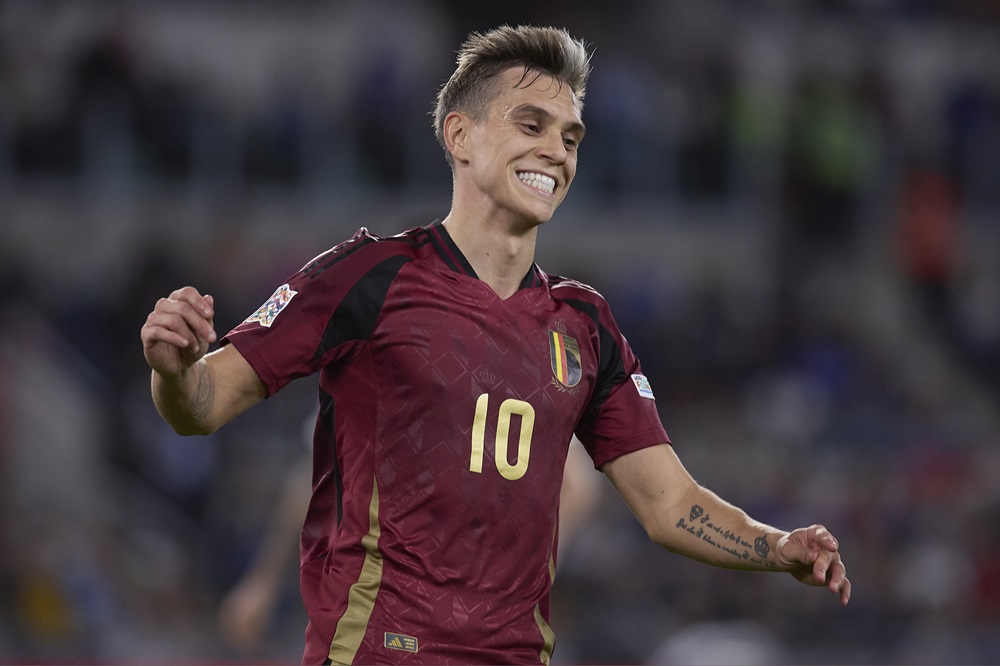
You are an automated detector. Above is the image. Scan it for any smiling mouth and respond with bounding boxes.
[517,171,556,196]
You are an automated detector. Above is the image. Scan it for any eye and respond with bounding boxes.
[520,122,540,134]
[563,136,579,150]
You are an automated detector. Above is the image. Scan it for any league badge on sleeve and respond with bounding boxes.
[631,373,655,399]
[244,283,298,328]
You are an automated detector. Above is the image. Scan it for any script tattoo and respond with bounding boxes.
[675,504,774,567]
[190,363,213,420]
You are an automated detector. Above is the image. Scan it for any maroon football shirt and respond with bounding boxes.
[223,221,669,665]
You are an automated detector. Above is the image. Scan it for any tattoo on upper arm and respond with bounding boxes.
[190,363,213,420]
[675,504,776,568]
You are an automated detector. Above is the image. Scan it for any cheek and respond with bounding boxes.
[565,157,578,183]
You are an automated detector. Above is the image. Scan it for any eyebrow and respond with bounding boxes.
[509,103,586,138]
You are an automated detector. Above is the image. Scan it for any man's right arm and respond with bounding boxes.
[141,286,266,435]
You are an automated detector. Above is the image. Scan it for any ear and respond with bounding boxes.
[443,111,471,165]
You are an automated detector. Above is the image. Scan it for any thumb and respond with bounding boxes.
[777,533,818,568]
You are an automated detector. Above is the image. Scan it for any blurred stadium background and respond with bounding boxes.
[2,0,1000,663]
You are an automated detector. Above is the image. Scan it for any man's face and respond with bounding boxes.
[461,67,585,228]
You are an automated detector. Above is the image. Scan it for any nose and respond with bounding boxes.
[537,129,568,164]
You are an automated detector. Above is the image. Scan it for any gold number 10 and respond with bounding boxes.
[469,393,536,480]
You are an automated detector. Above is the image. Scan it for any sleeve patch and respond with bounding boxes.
[631,373,655,399]
[245,283,298,328]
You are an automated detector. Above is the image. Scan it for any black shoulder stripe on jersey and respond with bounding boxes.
[564,298,626,413]
[312,254,412,361]
[303,235,377,278]
[318,388,343,526]
[303,233,428,279]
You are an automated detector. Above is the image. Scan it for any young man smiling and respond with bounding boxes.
[141,25,850,665]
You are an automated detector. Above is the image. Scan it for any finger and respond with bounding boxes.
[825,556,851,606]
[815,550,850,595]
[170,285,205,304]
[812,549,839,585]
[172,287,216,319]
[142,307,206,349]
[154,297,217,344]
[777,534,818,568]
[838,576,852,606]
[144,310,204,349]
[141,319,195,350]
[810,525,839,552]
[825,557,848,592]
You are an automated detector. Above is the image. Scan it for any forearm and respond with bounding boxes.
[605,445,851,603]
[659,483,787,572]
[150,345,266,436]
[151,358,218,435]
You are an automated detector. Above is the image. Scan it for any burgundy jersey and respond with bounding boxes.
[222,222,669,665]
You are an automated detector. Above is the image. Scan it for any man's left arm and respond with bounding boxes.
[602,444,851,606]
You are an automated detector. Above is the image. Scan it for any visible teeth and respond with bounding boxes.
[517,172,555,195]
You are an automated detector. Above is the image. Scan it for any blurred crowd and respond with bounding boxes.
[2,0,1000,663]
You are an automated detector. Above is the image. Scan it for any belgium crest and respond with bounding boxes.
[549,329,582,390]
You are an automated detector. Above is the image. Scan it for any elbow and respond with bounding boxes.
[626,493,690,554]
[164,416,219,437]
[152,402,219,436]
[641,515,682,554]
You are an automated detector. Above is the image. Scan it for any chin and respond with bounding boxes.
[525,200,560,224]
[507,194,560,228]
[522,212,554,229]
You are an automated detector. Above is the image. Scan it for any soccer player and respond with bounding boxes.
[141,25,850,665]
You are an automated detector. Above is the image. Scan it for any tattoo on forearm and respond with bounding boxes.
[754,535,770,559]
[675,504,776,568]
[190,364,213,420]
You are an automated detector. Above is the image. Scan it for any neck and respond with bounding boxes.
[441,211,538,300]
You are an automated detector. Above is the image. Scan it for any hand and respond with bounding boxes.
[141,287,217,377]
[776,524,851,606]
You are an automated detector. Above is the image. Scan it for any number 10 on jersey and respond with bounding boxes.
[469,393,536,481]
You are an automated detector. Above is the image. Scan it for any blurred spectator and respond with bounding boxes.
[781,70,881,261]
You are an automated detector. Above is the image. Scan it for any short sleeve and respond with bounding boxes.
[573,297,670,469]
[221,228,410,395]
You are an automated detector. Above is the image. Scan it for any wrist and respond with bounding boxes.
[772,531,795,570]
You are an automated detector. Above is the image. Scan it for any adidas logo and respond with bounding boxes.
[384,632,418,653]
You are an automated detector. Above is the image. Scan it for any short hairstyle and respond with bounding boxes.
[432,25,592,165]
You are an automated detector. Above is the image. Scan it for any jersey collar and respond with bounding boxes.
[426,220,541,291]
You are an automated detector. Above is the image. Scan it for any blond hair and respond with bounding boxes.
[433,25,592,165]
